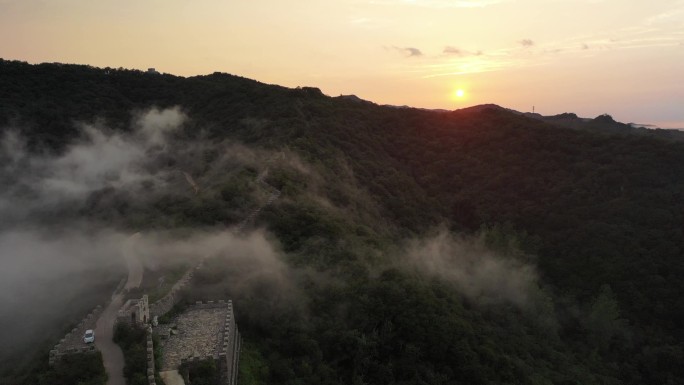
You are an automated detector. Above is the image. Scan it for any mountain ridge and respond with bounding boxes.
[3,58,684,385]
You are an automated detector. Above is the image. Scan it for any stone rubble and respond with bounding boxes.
[159,306,226,370]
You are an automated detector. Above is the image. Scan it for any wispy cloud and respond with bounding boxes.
[417,58,528,78]
[443,46,463,55]
[417,22,683,78]
[0,107,186,221]
[393,50,532,79]
[382,1,684,81]
[404,229,538,307]
[539,24,684,56]
[443,46,484,56]
[389,46,424,57]
[404,47,423,57]
[645,5,684,26]
[519,39,535,47]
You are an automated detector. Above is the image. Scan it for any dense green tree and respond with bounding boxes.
[38,353,106,385]
[3,59,684,384]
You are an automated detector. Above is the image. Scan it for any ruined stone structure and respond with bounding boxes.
[159,300,240,385]
[49,305,102,366]
[117,294,150,326]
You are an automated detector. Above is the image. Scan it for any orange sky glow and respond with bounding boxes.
[1,0,683,127]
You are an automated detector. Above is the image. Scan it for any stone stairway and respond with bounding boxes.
[237,188,281,232]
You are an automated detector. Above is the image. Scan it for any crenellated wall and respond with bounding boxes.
[149,261,204,318]
[49,305,103,366]
[220,300,240,385]
[171,300,240,385]
[117,294,150,326]
[237,169,282,233]
[146,326,157,385]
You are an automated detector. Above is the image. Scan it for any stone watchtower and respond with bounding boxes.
[117,294,150,326]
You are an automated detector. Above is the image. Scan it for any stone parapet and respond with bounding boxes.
[158,299,239,384]
[149,262,204,318]
[146,327,156,385]
[190,299,231,311]
[117,295,150,326]
[49,305,103,366]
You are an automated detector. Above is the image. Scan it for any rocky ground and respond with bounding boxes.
[158,307,226,370]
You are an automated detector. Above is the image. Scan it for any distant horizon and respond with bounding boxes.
[2,0,682,130]
[4,57,683,130]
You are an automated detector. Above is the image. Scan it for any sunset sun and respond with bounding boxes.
[452,88,466,102]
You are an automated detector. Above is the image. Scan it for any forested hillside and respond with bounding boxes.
[2,59,684,385]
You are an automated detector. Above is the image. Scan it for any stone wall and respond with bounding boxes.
[228,324,241,385]
[173,300,240,385]
[117,294,150,326]
[146,326,157,385]
[236,169,281,233]
[114,276,126,294]
[49,276,125,366]
[216,300,239,385]
[49,305,103,365]
[237,189,281,232]
[149,262,203,318]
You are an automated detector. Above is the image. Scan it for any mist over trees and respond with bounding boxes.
[2,59,684,384]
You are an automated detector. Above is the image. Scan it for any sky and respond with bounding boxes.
[1,0,683,127]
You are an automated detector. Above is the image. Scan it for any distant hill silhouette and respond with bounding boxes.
[517,109,684,141]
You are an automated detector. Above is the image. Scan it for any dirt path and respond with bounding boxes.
[95,233,144,385]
